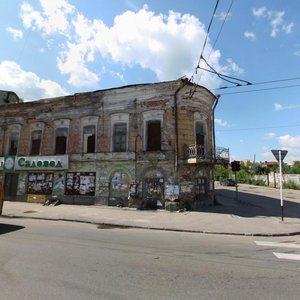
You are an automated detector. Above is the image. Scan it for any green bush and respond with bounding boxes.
[283,180,300,190]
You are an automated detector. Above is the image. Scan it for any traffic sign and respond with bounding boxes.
[271,150,288,162]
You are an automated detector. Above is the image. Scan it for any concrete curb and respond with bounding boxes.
[2,214,300,237]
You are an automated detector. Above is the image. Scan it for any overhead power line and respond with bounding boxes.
[196,0,220,69]
[213,76,300,91]
[218,83,300,96]
[217,124,300,132]
[209,0,234,57]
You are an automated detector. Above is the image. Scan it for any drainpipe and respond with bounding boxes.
[212,94,220,204]
[212,95,220,162]
[174,79,189,173]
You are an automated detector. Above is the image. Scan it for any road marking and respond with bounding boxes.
[255,241,300,249]
[273,252,300,261]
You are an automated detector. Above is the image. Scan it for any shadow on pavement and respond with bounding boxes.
[0,223,25,235]
[203,188,300,219]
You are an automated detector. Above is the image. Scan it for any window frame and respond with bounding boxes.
[83,125,96,153]
[110,113,129,152]
[30,129,43,156]
[142,110,164,152]
[81,116,99,154]
[113,123,127,152]
[54,127,68,155]
[146,120,161,151]
[8,131,19,155]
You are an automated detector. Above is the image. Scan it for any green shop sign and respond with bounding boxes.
[0,155,70,171]
[16,155,69,170]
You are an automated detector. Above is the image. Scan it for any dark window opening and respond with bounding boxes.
[30,130,42,155]
[147,120,161,151]
[83,126,96,153]
[55,128,68,155]
[113,123,127,152]
[9,132,19,155]
[196,123,205,146]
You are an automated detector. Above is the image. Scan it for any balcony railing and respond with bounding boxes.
[183,144,229,164]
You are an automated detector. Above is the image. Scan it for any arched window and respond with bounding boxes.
[30,130,42,155]
[55,128,68,154]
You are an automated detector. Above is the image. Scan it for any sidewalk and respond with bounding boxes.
[1,185,300,236]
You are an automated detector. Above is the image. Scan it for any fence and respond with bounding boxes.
[0,182,3,215]
[254,173,300,188]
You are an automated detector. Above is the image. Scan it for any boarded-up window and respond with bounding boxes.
[83,126,96,153]
[113,123,127,152]
[30,130,42,155]
[147,120,161,151]
[9,132,19,155]
[55,128,68,155]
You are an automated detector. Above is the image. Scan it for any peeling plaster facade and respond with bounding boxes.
[0,79,228,209]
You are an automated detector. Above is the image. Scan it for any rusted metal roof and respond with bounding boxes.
[0,90,21,105]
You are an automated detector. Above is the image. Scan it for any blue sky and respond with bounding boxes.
[0,0,300,164]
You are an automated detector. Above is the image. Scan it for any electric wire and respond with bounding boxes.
[210,0,234,55]
[217,124,300,132]
[212,76,300,91]
[196,0,220,70]
[218,83,300,96]
[190,0,220,82]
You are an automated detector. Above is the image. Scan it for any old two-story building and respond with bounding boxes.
[0,78,229,209]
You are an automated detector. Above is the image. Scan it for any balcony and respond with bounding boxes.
[183,144,229,164]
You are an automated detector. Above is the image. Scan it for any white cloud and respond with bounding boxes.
[274,103,300,111]
[20,0,75,36]
[240,139,245,144]
[253,7,267,17]
[19,1,244,89]
[0,60,68,101]
[253,7,294,37]
[57,42,99,87]
[278,134,300,162]
[6,27,23,40]
[283,22,294,34]
[215,118,228,127]
[279,134,300,148]
[274,103,283,111]
[217,11,232,21]
[224,58,244,76]
[244,31,256,41]
[264,132,276,140]
[293,50,300,56]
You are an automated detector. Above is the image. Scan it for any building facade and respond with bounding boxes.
[0,79,229,209]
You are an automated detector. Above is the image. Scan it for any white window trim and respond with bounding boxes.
[53,119,70,154]
[29,122,45,155]
[111,113,129,152]
[6,124,22,155]
[81,116,99,153]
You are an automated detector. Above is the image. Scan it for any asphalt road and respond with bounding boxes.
[1,218,300,300]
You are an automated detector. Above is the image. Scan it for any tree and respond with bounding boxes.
[214,164,229,180]
[289,161,300,174]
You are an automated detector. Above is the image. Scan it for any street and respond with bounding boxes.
[1,218,300,300]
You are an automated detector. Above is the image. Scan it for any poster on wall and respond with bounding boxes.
[65,172,95,196]
[111,172,129,192]
[27,173,53,195]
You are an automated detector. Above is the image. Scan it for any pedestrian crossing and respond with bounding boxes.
[255,241,300,261]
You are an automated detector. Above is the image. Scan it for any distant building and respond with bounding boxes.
[0,90,21,105]
[0,79,229,209]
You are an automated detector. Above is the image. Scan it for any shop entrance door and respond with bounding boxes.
[4,173,19,201]
[143,178,164,209]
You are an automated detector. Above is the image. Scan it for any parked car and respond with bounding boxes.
[220,178,236,186]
